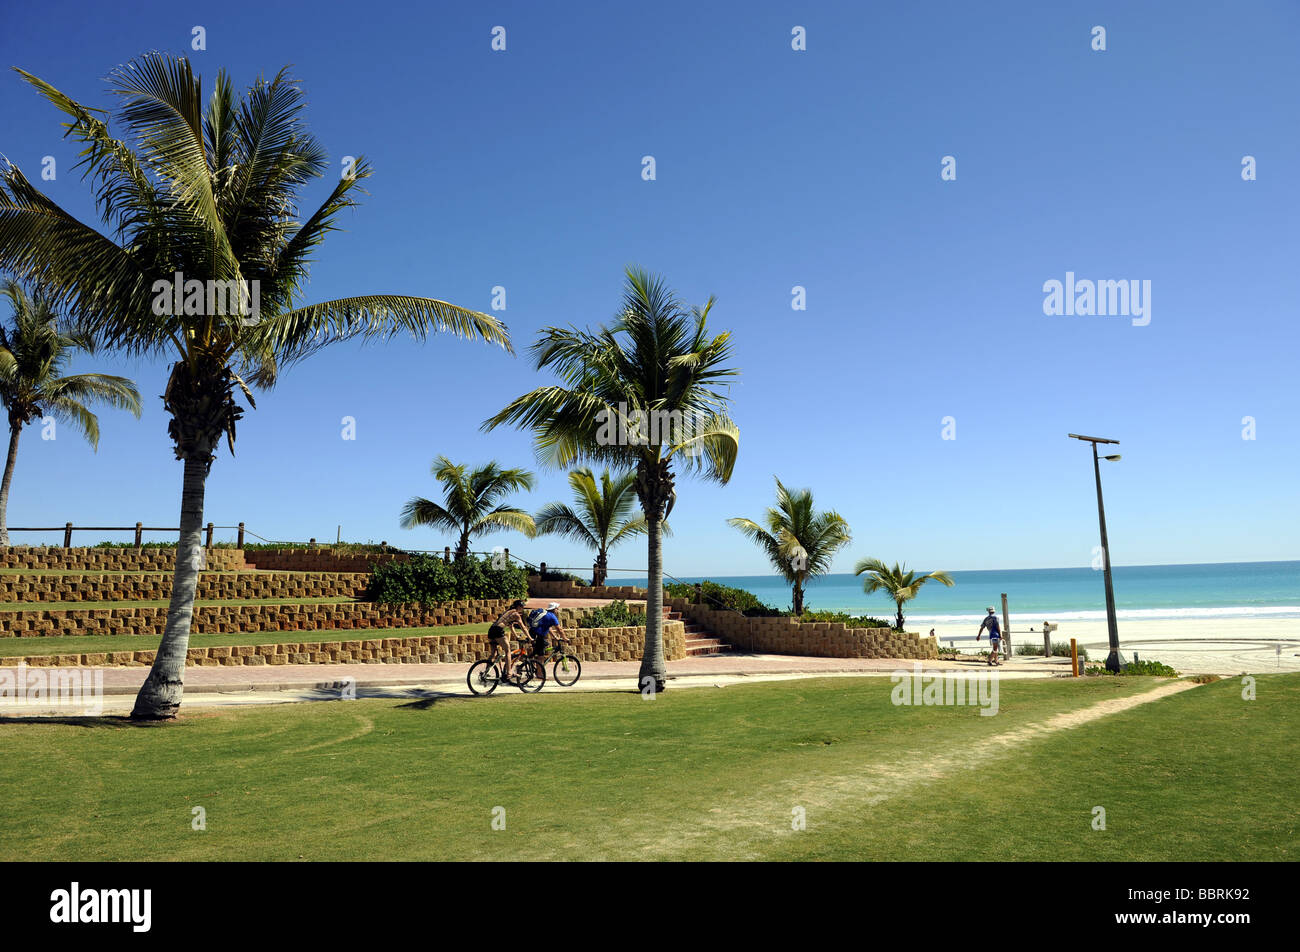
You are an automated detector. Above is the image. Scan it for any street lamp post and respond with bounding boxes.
[1068,433,1123,672]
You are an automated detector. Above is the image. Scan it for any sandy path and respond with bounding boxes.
[619,678,1203,860]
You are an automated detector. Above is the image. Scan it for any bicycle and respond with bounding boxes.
[543,635,583,687]
[466,640,547,695]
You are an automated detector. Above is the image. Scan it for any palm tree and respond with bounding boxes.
[0,55,511,719]
[485,267,739,692]
[399,456,535,557]
[535,467,658,585]
[854,558,954,631]
[728,477,850,615]
[0,281,141,544]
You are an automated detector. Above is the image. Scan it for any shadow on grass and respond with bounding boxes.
[0,714,141,728]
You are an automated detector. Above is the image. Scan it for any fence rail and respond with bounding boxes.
[1,525,536,569]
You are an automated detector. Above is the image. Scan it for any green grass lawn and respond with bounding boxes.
[0,624,491,659]
[2,674,1294,861]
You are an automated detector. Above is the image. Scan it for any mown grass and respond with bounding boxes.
[0,624,492,659]
[3,674,1292,861]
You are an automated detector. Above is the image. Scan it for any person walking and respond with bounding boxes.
[976,607,1003,666]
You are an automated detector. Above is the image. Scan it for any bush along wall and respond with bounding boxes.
[367,554,528,604]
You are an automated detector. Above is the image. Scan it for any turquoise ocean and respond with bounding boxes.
[612,561,1300,628]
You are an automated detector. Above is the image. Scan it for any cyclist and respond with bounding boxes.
[528,601,567,661]
[488,599,529,681]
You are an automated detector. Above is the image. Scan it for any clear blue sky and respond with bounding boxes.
[2,0,1297,576]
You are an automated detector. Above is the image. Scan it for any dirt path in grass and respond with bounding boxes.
[627,679,1204,860]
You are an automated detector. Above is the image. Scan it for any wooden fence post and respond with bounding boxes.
[1071,638,1079,677]
[205,523,214,549]
[134,522,143,548]
[63,522,73,549]
[236,522,245,548]
[1000,593,1011,659]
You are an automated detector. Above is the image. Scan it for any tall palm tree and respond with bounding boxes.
[854,558,954,631]
[485,267,739,692]
[535,467,658,585]
[728,476,851,615]
[0,281,141,544]
[0,55,511,719]
[399,456,535,557]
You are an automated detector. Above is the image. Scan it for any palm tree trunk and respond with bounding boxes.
[594,549,607,587]
[130,456,208,719]
[639,511,667,693]
[792,578,804,616]
[0,424,20,546]
[895,600,905,631]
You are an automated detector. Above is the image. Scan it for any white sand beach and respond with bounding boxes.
[930,616,1300,674]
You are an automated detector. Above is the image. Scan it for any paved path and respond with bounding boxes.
[1,653,1069,715]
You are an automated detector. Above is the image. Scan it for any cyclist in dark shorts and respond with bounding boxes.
[488,600,528,681]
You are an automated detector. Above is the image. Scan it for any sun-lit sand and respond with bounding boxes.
[928,617,1300,675]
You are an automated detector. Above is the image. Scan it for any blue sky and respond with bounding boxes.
[2,0,1297,576]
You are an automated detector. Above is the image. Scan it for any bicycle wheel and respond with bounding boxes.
[551,652,582,687]
[514,657,546,693]
[467,659,502,696]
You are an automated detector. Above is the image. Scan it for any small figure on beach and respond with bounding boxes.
[977,607,1002,666]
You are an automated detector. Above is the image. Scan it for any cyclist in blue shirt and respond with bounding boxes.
[976,607,1002,666]
[528,601,567,659]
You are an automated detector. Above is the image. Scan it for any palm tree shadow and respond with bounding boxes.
[0,714,140,728]
[396,691,473,710]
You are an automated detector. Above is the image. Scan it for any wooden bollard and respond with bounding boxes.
[1071,638,1079,677]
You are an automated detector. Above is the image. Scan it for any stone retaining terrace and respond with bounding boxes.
[15,621,687,667]
[0,546,245,572]
[0,571,371,604]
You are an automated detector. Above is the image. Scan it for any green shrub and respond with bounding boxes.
[1015,641,1089,661]
[577,600,644,628]
[1086,658,1179,677]
[664,580,783,617]
[368,554,527,604]
[796,610,894,629]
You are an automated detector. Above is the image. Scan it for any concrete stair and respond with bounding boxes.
[666,608,733,655]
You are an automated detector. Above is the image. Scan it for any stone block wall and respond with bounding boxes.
[241,549,410,572]
[14,620,686,667]
[0,599,514,638]
[667,597,938,660]
[527,577,648,601]
[0,571,371,604]
[0,547,245,572]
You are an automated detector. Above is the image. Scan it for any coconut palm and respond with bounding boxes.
[0,281,141,544]
[0,55,511,718]
[535,467,659,585]
[728,477,851,615]
[485,267,739,692]
[854,558,954,631]
[399,457,536,557]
